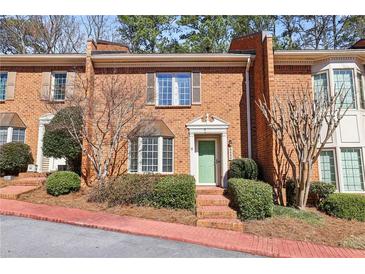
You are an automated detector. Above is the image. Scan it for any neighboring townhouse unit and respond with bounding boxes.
[0,32,364,193]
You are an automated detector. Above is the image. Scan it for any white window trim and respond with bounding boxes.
[312,70,330,101]
[156,72,191,106]
[356,70,365,110]
[318,148,339,190]
[0,126,26,144]
[0,71,8,101]
[339,147,365,193]
[51,71,67,102]
[128,136,174,174]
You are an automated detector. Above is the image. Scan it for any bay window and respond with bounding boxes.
[313,72,329,102]
[129,136,174,173]
[319,150,337,185]
[333,69,356,109]
[341,148,364,191]
[0,127,7,145]
[11,128,25,143]
[157,73,191,106]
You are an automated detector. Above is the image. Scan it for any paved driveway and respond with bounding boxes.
[0,215,260,258]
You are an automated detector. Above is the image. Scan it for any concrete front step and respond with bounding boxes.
[0,185,40,199]
[196,195,230,206]
[11,177,46,186]
[196,186,224,195]
[196,205,237,219]
[197,218,244,232]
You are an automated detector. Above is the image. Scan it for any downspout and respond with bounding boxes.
[245,57,252,158]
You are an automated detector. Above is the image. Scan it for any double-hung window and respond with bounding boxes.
[129,137,174,173]
[52,72,67,101]
[0,127,8,145]
[0,72,8,101]
[319,150,337,185]
[341,148,364,191]
[12,128,26,143]
[157,73,191,106]
[313,72,329,102]
[333,69,356,109]
[357,72,365,109]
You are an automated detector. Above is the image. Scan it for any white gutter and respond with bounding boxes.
[245,57,252,158]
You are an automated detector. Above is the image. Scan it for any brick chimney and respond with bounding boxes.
[86,39,129,54]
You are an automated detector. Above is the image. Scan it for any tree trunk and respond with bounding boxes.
[295,162,311,209]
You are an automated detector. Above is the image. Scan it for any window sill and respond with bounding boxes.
[128,171,174,175]
[48,100,65,104]
[154,105,191,109]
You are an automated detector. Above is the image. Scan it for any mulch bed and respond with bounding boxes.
[244,208,365,249]
[4,183,364,250]
[17,186,197,226]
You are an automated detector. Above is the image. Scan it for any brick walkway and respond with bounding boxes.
[0,199,364,258]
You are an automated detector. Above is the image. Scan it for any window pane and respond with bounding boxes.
[53,73,67,101]
[341,148,364,191]
[12,128,25,143]
[129,139,138,172]
[141,137,158,172]
[333,69,355,109]
[314,73,328,102]
[163,138,173,172]
[157,74,172,106]
[357,73,365,109]
[0,127,8,145]
[0,73,8,101]
[319,150,336,185]
[176,73,191,105]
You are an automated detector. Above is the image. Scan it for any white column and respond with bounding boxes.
[6,127,13,143]
[158,136,163,173]
[36,124,45,172]
[189,132,196,181]
[335,146,343,192]
[137,137,143,173]
[221,132,228,188]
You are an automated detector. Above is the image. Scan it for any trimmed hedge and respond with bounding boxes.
[89,174,161,206]
[228,158,258,180]
[310,181,336,206]
[0,142,33,176]
[151,175,196,210]
[46,171,81,196]
[319,193,365,222]
[285,179,336,207]
[227,178,274,220]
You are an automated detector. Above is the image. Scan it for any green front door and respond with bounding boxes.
[198,140,216,184]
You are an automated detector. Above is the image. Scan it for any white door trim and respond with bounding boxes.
[196,137,219,186]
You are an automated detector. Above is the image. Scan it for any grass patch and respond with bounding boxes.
[273,206,324,225]
[342,234,365,250]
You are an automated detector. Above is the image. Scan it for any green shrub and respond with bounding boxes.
[151,175,196,210]
[46,171,81,196]
[285,178,296,207]
[227,178,274,220]
[228,158,258,180]
[0,142,33,176]
[309,181,336,207]
[89,174,161,206]
[319,193,365,221]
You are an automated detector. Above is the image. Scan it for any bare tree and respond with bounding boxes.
[81,16,116,41]
[257,86,350,209]
[48,72,145,187]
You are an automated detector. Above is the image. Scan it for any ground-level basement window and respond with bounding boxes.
[129,137,174,173]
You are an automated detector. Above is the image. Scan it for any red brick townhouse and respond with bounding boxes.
[0,32,364,193]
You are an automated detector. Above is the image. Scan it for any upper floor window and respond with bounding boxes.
[357,72,365,110]
[0,72,8,101]
[52,72,67,101]
[157,73,191,106]
[333,69,356,109]
[313,72,329,102]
